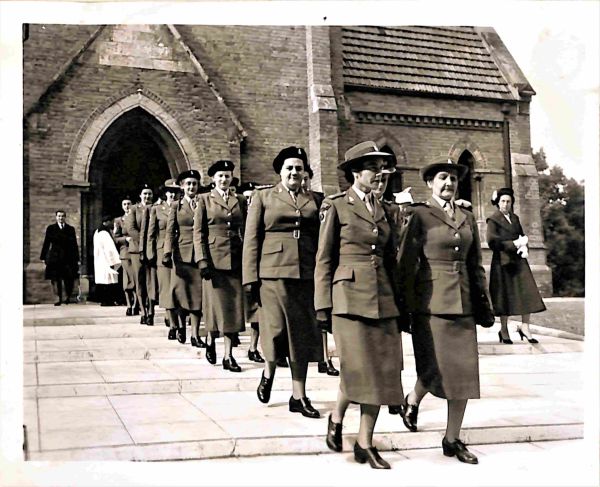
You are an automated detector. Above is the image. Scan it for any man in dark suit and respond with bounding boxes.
[40,210,79,305]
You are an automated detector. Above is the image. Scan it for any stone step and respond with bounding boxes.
[27,422,583,461]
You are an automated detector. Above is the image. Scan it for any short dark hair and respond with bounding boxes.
[55,209,66,216]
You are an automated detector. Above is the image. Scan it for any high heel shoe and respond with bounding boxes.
[400,395,418,432]
[326,414,343,452]
[498,331,513,344]
[257,371,274,403]
[353,442,390,469]
[517,328,539,344]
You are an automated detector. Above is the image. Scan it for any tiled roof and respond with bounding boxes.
[342,26,513,100]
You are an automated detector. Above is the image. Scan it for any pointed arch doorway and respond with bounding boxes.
[85,107,188,296]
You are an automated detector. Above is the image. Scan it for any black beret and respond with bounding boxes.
[122,195,132,202]
[138,183,153,194]
[238,182,256,194]
[272,146,308,173]
[207,160,235,177]
[176,169,201,184]
[231,177,240,189]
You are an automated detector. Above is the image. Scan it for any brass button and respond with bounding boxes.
[227,222,231,227]
[371,244,376,249]
[372,228,378,234]
[295,221,300,226]
[454,246,459,251]
[454,232,459,238]
[296,209,301,215]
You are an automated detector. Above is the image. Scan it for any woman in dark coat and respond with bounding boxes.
[315,141,404,469]
[397,158,494,465]
[147,179,181,338]
[163,170,204,350]
[242,146,323,418]
[194,160,246,372]
[486,187,546,343]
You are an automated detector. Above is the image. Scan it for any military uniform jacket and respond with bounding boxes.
[113,215,131,260]
[314,188,400,320]
[242,182,321,284]
[193,189,247,271]
[146,202,171,261]
[164,197,198,264]
[397,198,488,316]
[125,203,151,256]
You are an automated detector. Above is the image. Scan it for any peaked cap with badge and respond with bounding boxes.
[338,141,394,172]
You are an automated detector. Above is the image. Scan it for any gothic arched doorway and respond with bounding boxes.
[85,107,186,295]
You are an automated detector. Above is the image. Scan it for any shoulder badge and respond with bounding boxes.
[319,201,332,222]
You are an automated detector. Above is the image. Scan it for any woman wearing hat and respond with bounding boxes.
[114,196,137,316]
[147,179,182,337]
[163,169,204,350]
[242,146,323,418]
[396,157,494,464]
[193,160,246,371]
[487,188,546,343]
[315,141,404,469]
[125,184,154,325]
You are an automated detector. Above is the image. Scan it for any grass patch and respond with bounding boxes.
[529,299,585,336]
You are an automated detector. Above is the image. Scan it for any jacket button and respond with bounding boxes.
[296,209,301,215]
[372,228,378,234]
[371,244,376,249]
[227,212,232,216]
[454,246,459,251]
[227,222,231,227]
[454,232,459,238]
[295,221,300,226]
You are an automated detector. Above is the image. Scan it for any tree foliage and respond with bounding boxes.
[534,148,585,296]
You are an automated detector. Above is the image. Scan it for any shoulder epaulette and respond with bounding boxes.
[410,201,429,207]
[326,191,346,200]
[255,184,274,191]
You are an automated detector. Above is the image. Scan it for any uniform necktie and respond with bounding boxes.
[289,190,297,205]
[365,192,375,216]
[190,198,197,211]
[223,192,229,205]
[444,201,455,220]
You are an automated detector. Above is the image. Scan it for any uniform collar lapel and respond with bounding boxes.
[274,182,297,209]
[210,189,229,210]
[428,198,458,229]
[347,187,375,224]
[490,209,513,231]
[296,189,312,210]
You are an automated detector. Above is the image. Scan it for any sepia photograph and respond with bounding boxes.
[1,1,598,485]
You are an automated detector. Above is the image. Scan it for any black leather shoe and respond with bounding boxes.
[257,371,274,403]
[191,336,201,348]
[353,443,390,469]
[326,414,342,452]
[177,328,186,344]
[146,314,154,326]
[276,357,289,368]
[126,307,132,316]
[442,437,478,464]
[289,396,320,419]
[248,349,265,363]
[318,361,328,373]
[140,315,147,325]
[223,356,242,372]
[205,341,217,364]
[54,301,61,306]
[388,404,404,415]
[164,316,170,328]
[64,298,71,305]
[168,328,177,340]
[133,306,140,316]
[400,395,418,432]
[325,359,339,376]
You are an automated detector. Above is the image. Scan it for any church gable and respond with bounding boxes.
[342,26,514,100]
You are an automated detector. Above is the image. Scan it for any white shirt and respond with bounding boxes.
[352,184,375,214]
[432,193,453,211]
[216,188,229,202]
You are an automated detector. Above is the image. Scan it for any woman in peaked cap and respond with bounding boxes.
[163,169,205,351]
[193,160,247,371]
[396,156,494,465]
[243,146,323,419]
[147,179,182,338]
[315,141,403,469]
[487,187,546,344]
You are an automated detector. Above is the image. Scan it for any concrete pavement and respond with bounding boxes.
[22,303,584,465]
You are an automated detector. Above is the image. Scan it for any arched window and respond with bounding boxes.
[457,150,475,203]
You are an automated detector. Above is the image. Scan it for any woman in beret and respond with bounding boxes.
[113,196,137,315]
[242,146,323,418]
[193,160,246,371]
[487,187,546,344]
[163,169,204,351]
[147,179,182,338]
[396,158,494,464]
[315,141,404,469]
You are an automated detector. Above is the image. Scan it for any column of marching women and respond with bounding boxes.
[92,141,545,470]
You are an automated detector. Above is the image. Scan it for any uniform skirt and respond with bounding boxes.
[258,279,323,363]
[120,258,135,291]
[244,290,259,324]
[489,257,546,316]
[201,269,245,335]
[333,315,403,405]
[169,259,202,312]
[412,314,480,400]
[156,248,173,309]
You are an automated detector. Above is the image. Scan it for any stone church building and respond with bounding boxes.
[23,24,551,303]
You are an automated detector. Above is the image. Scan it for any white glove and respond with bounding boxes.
[520,235,529,246]
[517,245,529,259]
[394,187,413,205]
[513,235,527,248]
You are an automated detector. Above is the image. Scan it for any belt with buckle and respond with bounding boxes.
[292,229,300,239]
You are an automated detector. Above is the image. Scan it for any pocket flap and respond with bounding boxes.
[416,270,439,282]
[332,266,354,283]
[262,240,283,255]
[208,236,216,244]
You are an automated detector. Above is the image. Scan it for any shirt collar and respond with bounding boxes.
[352,184,370,201]
[216,188,229,199]
[280,182,298,196]
[432,193,453,209]
[184,195,194,203]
